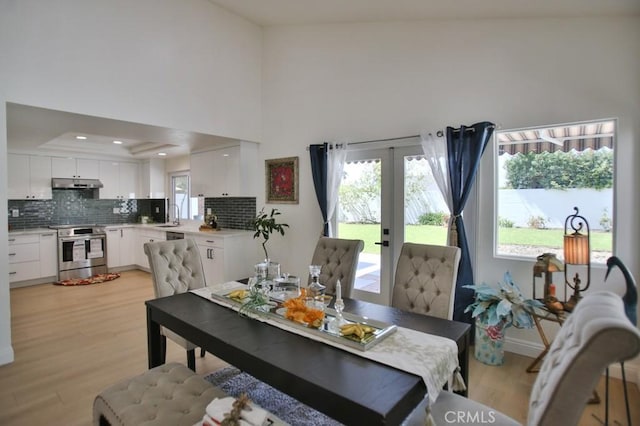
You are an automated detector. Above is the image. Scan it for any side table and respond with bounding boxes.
[526,305,567,373]
[526,304,600,404]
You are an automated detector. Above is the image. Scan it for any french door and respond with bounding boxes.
[337,145,447,305]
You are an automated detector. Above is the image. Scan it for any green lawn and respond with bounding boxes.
[338,223,612,254]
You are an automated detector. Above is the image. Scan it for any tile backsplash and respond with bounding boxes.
[8,189,165,230]
[205,197,256,231]
[8,190,256,231]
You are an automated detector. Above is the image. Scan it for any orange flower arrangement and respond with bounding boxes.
[283,292,325,328]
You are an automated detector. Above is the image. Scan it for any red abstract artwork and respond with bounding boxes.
[266,157,299,204]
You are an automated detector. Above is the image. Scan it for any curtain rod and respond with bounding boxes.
[308,125,494,150]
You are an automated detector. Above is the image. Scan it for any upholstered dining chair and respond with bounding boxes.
[144,238,206,371]
[427,291,640,426]
[308,237,364,298]
[391,243,461,320]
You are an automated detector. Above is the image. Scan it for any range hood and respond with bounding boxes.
[51,177,104,189]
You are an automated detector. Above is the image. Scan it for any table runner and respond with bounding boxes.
[191,284,465,404]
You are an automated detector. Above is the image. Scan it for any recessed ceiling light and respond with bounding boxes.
[113,140,123,145]
[158,152,167,156]
[75,135,87,140]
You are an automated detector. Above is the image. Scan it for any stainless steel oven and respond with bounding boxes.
[51,225,107,280]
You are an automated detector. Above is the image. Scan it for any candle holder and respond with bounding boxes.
[329,280,346,333]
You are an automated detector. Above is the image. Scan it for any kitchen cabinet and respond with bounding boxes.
[190,142,258,197]
[135,229,166,270]
[99,161,139,199]
[38,231,58,278]
[195,237,225,286]
[192,233,253,285]
[106,227,135,269]
[7,154,52,200]
[140,159,166,198]
[9,231,57,285]
[51,157,100,179]
[8,234,40,283]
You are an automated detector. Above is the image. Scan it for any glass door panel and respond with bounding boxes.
[338,145,449,306]
[339,149,392,305]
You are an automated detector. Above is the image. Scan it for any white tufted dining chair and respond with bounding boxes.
[308,237,364,298]
[427,291,640,426]
[144,238,206,371]
[391,243,461,320]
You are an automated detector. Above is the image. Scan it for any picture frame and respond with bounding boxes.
[265,156,299,204]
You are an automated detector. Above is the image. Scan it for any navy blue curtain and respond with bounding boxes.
[447,122,495,325]
[309,143,329,236]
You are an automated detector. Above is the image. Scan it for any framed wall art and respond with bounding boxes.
[265,156,299,204]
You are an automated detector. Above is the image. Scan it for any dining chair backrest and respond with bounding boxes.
[391,243,461,320]
[144,238,206,298]
[309,237,364,298]
[144,238,206,370]
[429,291,640,426]
[527,291,640,425]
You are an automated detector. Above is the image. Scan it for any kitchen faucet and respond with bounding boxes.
[168,203,181,226]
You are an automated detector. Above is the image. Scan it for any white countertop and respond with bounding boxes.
[104,222,253,238]
[8,228,56,235]
[10,222,253,238]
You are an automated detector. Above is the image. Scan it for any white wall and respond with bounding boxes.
[260,17,640,375]
[0,0,263,365]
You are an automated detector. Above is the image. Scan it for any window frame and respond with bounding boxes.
[493,118,617,264]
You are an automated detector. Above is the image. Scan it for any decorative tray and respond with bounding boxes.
[206,283,397,351]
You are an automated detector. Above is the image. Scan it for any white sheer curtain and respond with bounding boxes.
[420,132,455,245]
[326,143,348,237]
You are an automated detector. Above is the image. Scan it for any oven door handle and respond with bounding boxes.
[60,235,105,242]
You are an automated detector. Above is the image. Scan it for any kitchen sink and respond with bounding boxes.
[156,224,180,228]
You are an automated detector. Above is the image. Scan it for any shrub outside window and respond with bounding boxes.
[495,119,614,264]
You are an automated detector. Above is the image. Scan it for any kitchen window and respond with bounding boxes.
[170,172,191,221]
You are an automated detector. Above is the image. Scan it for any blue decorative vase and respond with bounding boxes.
[474,319,505,366]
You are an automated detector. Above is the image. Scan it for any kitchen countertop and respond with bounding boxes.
[9,223,253,238]
[104,223,254,238]
[8,228,56,235]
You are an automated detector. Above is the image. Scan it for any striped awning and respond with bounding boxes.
[498,120,614,155]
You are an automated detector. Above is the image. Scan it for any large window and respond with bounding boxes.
[495,119,615,264]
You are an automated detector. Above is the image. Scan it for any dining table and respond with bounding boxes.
[146,289,470,425]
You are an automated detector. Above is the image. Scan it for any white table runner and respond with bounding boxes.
[191,283,465,403]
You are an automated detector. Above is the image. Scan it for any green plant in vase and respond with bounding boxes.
[464,272,542,365]
[251,207,289,263]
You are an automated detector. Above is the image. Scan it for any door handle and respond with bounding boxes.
[374,241,389,247]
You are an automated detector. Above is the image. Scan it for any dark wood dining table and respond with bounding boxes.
[146,292,470,425]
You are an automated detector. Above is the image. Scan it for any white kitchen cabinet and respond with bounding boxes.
[190,142,258,197]
[51,157,100,179]
[8,234,42,283]
[9,231,59,285]
[106,227,135,269]
[191,233,253,285]
[38,231,58,278]
[195,237,225,286]
[135,229,166,270]
[7,154,52,200]
[140,159,166,199]
[99,161,139,199]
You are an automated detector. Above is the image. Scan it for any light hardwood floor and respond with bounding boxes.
[0,270,637,425]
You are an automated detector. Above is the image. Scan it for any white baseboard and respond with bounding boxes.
[504,336,640,384]
[0,345,15,366]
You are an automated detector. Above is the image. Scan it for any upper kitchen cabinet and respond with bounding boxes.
[99,161,139,199]
[51,157,100,179]
[140,158,166,199]
[190,142,258,197]
[8,154,52,200]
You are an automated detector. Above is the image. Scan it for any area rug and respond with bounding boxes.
[204,367,342,426]
[54,272,120,286]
